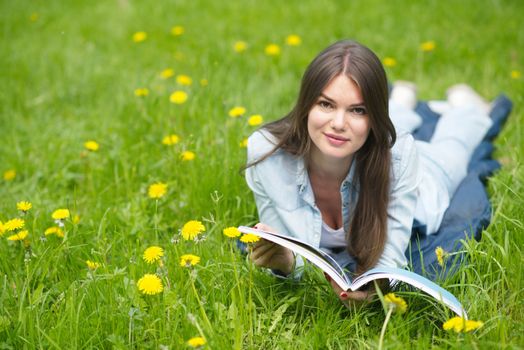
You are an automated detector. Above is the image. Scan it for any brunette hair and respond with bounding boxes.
[248,40,396,273]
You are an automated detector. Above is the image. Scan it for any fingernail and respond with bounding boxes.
[339,292,348,299]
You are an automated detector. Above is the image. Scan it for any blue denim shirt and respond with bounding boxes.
[245,129,420,272]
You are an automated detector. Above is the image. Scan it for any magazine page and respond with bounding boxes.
[238,226,352,289]
[352,266,467,318]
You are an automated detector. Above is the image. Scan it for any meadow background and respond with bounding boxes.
[1,0,523,348]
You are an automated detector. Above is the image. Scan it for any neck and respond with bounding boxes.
[308,148,353,184]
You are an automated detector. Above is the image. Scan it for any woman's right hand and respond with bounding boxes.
[249,223,295,275]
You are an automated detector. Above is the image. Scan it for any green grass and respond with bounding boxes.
[1,0,523,348]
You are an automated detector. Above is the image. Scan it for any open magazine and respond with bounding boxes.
[238,226,467,318]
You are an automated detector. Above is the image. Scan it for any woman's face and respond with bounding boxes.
[307,74,371,167]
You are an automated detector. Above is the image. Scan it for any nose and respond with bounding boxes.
[330,109,346,131]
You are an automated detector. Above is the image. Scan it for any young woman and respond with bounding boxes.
[244,40,492,303]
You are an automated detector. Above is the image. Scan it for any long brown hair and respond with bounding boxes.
[247,40,396,273]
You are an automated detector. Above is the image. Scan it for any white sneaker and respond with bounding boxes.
[446,84,491,114]
[390,81,417,110]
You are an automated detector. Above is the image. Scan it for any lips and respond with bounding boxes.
[324,132,350,146]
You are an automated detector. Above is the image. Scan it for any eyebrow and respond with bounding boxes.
[319,93,365,107]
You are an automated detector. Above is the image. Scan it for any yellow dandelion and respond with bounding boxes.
[4,218,25,232]
[44,226,64,238]
[384,293,407,314]
[29,13,39,22]
[435,246,446,267]
[17,201,32,212]
[148,182,168,199]
[3,169,16,181]
[84,140,99,152]
[143,246,164,264]
[137,274,163,295]
[170,90,188,104]
[86,260,101,270]
[181,151,195,161]
[265,43,281,56]
[162,134,180,146]
[223,227,241,238]
[285,34,302,46]
[160,68,175,79]
[240,233,260,244]
[134,88,149,97]
[171,25,184,36]
[7,230,28,241]
[187,336,206,348]
[383,57,397,67]
[180,254,201,267]
[420,40,436,52]
[176,74,192,86]
[443,316,483,333]
[181,220,205,240]
[0,222,5,236]
[200,78,208,86]
[248,114,263,126]
[229,106,246,118]
[239,138,248,148]
[132,31,147,43]
[233,41,247,53]
[52,209,70,220]
[511,70,521,79]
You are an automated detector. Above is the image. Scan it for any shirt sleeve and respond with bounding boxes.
[376,134,420,269]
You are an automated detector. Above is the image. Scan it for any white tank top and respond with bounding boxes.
[319,221,346,249]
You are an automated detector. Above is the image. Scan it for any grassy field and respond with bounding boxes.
[1,0,523,348]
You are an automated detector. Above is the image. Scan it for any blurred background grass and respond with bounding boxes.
[0,0,523,348]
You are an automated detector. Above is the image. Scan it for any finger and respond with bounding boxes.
[251,241,276,260]
[252,244,280,267]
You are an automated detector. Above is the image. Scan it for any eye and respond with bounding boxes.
[318,100,333,110]
[350,107,367,115]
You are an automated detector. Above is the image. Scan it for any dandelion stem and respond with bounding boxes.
[378,306,393,350]
[189,272,212,331]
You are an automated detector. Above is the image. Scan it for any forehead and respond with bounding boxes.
[321,74,363,103]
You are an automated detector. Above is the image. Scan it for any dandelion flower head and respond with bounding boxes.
[160,68,175,79]
[383,57,397,67]
[137,274,164,295]
[200,79,208,86]
[265,43,281,56]
[180,254,201,267]
[3,169,16,181]
[7,230,28,241]
[45,226,64,238]
[143,246,164,264]
[176,74,192,86]
[4,218,25,232]
[52,209,70,220]
[134,88,149,97]
[17,201,32,212]
[384,293,407,313]
[443,316,483,333]
[248,114,263,126]
[511,70,521,79]
[148,182,168,199]
[181,220,205,240]
[86,260,101,270]
[285,34,302,46]
[162,134,180,146]
[233,41,247,53]
[169,90,188,104]
[187,336,206,348]
[181,151,195,161]
[84,140,99,152]
[420,40,436,52]
[132,31,147,43]
[171,25,184,36]
[435,246,445,267]
[223,227,241,238]
[229,106,246,118]
[30,13,39,22]
[239,138,248,148]
[240,233,260,244]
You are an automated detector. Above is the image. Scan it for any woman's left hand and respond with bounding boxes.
[324,273,374,306]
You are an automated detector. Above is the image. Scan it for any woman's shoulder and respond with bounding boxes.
[247,129,278,161]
